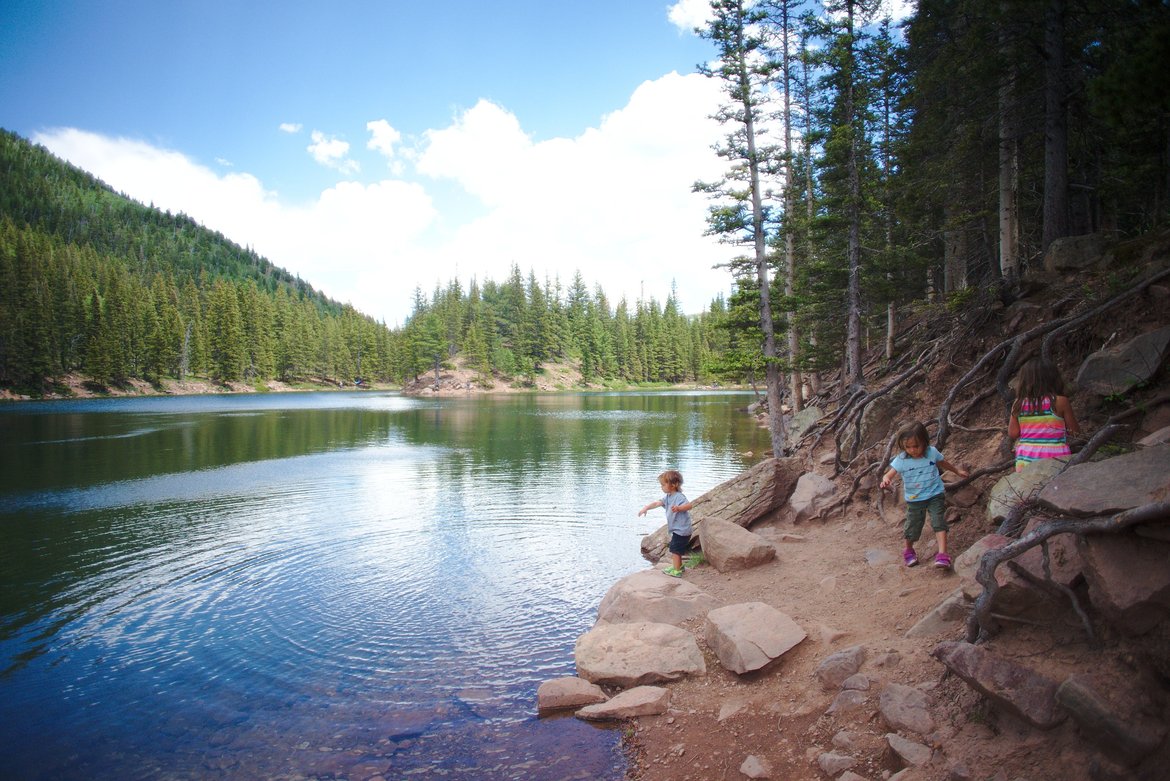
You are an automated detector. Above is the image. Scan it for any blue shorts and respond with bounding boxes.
[668,533,692,555]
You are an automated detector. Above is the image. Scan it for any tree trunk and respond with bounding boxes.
[1042,0,1069,252]
[843,1,864,392]
[998,11,1020,283]
[733,3,788,459]
[780,0,803,412]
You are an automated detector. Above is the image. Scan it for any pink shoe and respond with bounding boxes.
[934,553,952,569]
[903,549,918,567]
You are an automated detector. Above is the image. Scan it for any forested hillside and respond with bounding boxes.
[0,130,398,392]
[0,130,734,395]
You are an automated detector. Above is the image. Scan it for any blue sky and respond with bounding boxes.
[1,0,909,325]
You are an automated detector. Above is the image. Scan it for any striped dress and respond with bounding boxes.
[1014,395,1071,472]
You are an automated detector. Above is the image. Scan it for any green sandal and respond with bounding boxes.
[662,566,684,577]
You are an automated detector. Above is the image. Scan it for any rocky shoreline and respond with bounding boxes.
[538,444,1170,781]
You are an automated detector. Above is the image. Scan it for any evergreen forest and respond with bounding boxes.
[1,0,1167,400]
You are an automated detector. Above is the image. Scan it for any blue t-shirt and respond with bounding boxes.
[890,446,945,502]
[662,491,692,536]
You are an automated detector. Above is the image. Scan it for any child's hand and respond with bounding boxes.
[637,508,646,517]
[879,477,890,490]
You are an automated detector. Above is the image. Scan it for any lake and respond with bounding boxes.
[0,390,767,780]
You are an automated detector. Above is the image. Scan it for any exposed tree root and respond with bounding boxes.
[967,502,1170,644]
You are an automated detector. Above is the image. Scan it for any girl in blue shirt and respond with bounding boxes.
[879,422,969,568]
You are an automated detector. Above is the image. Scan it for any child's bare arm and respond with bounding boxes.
[674,501,693,513]
[879,467,898,490]
[1056,395,1080,435]
[938,458,969,478]
[638,500,663,517]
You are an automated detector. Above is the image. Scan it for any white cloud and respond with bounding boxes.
[33,70,737,326]
[279,122,302,134]
[308,130,359,174]
[884,0,916,21]
[366,119,402,160]
[667,0,714,33]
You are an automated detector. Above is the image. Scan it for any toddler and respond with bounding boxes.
[638,470,694,577]
[880,422,968,569]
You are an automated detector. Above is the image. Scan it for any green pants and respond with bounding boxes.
[903,493,947,541]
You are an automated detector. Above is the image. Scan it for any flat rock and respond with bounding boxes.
[575,621,706,687]
[596,569,720,626]
[575,685,670,721]
[878,682,935,736]
[930,641,1065,729]
[886,732,933,766]
[699,517,776,572]
[536,677,608,712]
[1038,443,1170,517]
[704,601,806,674]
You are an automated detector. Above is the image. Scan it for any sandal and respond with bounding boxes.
[934,553,952,569]
[903,549,918,567]
[663,566,684,578]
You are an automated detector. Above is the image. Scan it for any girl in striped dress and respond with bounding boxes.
[1009,358,1081,472]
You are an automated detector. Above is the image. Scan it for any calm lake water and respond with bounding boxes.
[0,390,767,780]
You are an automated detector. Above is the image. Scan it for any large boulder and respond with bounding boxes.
[1075,325,1170,396]
[1077,532,1170,636]
[699,517,777,572]
[787,472,836,523]
[986,457,1068,525]
[596,569,720,626]
[641,457,803,562]
[1013,516,1084,590]
[703,602,806,674]
[787,406,823,450]
[1038,444,1170,516]
[931,641,1066,729]
[574,621,706,687]
[1043,232,1106,272]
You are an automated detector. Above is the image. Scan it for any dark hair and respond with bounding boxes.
[658,470,684,489]
[896,421,930,451]
[1015,358,1067,412]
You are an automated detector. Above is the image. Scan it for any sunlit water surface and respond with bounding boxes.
[0,390,767,780]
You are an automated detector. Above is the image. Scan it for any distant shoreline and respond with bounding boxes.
[0,373,397,402]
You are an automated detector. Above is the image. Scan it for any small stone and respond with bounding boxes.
[740,755,772,779]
